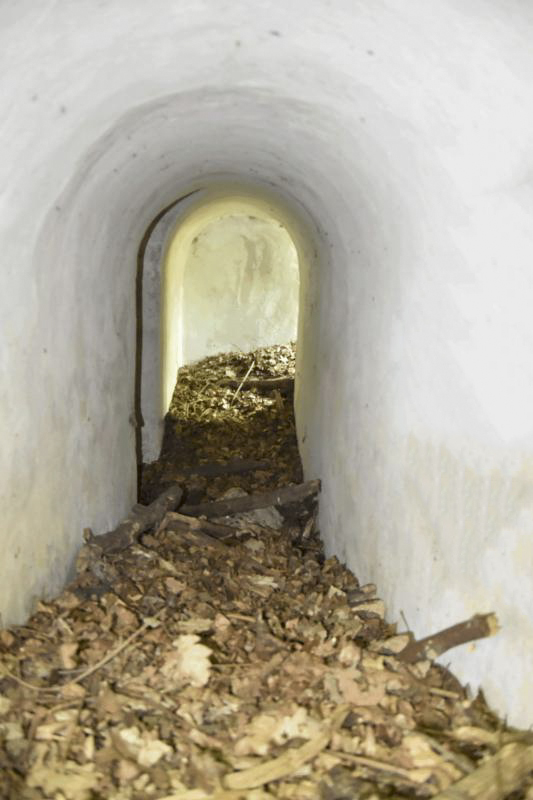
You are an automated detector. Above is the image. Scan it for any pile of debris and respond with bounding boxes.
[1,344,533,799]
[141,343,300,505]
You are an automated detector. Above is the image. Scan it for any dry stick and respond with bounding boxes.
[0,666,52,693]
[57,616,159,690]
[2,615,159,694]
[230,359,255,406]
[331,751,424,782]
[87,484,183,554]
[180,479,321,519]
[222,375,295,393]
[431,742,533,800]
[397,613,500,663]
[165,525,229,552]
[223,705,350,790]
[159,790,247,800]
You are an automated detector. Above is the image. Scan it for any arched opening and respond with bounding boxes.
[168,210,298,383]
[162,192,302,408]
[137,186,319,474]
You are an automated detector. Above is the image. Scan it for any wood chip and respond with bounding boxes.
[432,743,533,800]
[0,344,529,800]
[223,706,349,790]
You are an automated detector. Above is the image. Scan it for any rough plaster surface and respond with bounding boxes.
[1,0,533,724]
[160,191,313,417]
[140,193,201,463]
[182,214,298,364]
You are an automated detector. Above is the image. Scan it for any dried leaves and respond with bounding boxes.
[0,344,531,799]
[141,344,301,505]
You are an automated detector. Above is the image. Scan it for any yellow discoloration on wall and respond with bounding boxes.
[327,431,533,724]
[162,187,313,413]
[181,213,298,363]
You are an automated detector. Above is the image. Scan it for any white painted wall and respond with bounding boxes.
[140,192,201,463]
[159,190,312,419]
[182,214,298,364]
[1,0,533,725]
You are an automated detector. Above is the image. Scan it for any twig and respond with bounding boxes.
[420,733,475,775]
[0,666,50,692]
[58,617,158,689]
[230,359,255,406]
[223,705,349,790]
[397,613,500,663]
[180,479,321,519]
[1,615,160,693]
[400,609,411,631]
[85,484,183,554]
[330,751,421,781]
[161,512,236,542]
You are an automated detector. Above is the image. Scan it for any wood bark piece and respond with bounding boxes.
[346,583,377,605]
[89,484,183,554]
[159,792,247,800]
[397,613,500,664]
[431,742,533,800]
[223,705,349,790]
[160,512,237,542]
[161,517,269,577]
[351,599,385,618]
[159,791,247,800]
[449,726,533,748]
[179,479,320,519]
[221,376,294,393]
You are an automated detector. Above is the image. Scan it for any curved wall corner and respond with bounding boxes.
[140,192,204,464]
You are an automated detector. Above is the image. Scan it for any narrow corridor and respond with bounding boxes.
[1,346,530,799]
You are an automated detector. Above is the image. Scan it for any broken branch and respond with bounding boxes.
[88,484,183,554]
[179,479,320,519]
[397,613,500,664]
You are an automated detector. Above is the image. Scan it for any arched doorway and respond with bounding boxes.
[137,186,318,470]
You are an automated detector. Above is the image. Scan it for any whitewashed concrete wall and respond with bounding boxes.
[1,0,533,725]
[140,192,202,463]
[181,214,298,364]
